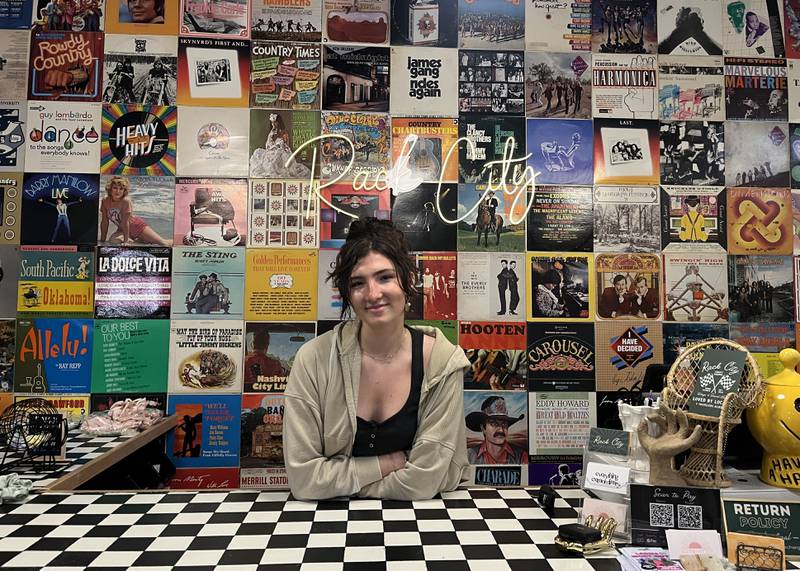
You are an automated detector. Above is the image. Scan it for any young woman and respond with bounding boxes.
[284,218,471,500]
[99,176,171,246]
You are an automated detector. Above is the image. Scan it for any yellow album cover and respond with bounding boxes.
[727,187,793,255]
[526,252,594,322]
[245,248,318,321]
[15,394,89,427]
[105,0,180,35]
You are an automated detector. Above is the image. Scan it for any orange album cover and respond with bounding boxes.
[727,187,793,255]
[105,0,180,35]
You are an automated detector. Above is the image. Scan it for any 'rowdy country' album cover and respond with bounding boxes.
[527,253,594,321]
[390,46,457,116]
[458,115,526,185]
[25,100,101,173]
[0,102,26,172]
[180,0,249,38]
[458,49,525,115]
[177,36,250,107]
[251,0,322,41]
[527,186,593,252]
[390,0,458,47]
[593,185,661,252]
[105,0,180,35]
[657,0,723,55]
[529,392,596,455]
[460,321,527,391]
[465,390,528,465]
[98,175,175,246]
[101,104,177,176]
[94,246,171,319]
[727,186,793,254]
[17,245,94,317]
[724,57,788,121]
[592,117,660,185]
[102,33,177,105]
[0,30,31,100]
[526,118,593,185]
[658,55,726,121]
[663,252,729,322]
[527,322,595,392]
[592,53,658,119]
[167,393,241,467]
[0,246,20,318]
[595,320,663,391]
[323,0,389,44]
[456,252,524,321]
[91,319,170,393]
[456,185,526,253]
[21,173,99,245]
[391,182,457,251]
[322,45,390,113]
[176,107,249,177]
[525,52,592,119]
[595,253,662,320]
[0,174,23,244]
[168,319,244,394]
[248,179,318,248]
[525,0,591,52]
[171,246,245,320]
[592,0,657,53]
[244,248,318,321]
[244,322,314,392]
[390,117,459,183]
[174,178,248,247]
[250,41,321,109]
[723,0,785,57]
[320,111,390,181]
[659,121,725,185]
[240,393,286,488]
[725,120,789,186]
[28,29,104,102]
[661,185,727,252]
[319,183,391,248]
[406,251,457,320]
[249,109,318,179]
[728,254,794,322]
[458,0,524,49]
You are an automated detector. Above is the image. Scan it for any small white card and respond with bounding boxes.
[666,529,723,559]
[583,462,630,495]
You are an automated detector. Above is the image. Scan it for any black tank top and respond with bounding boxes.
[352,327,424,457]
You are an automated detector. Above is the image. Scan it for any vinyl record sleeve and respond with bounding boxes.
[28,29,104,102]
[94,246,172,319]
[173,178,248,248]
[593,118,660,185]
[457,0,524,49]
[170,246,245,320]
[524,52,592,119]
[390,46,457,117]
[243,322,315,393]
[251,0,322,42]
[593,185,660,253]
[247,179,318,248]
[177,36,250,107]
[525,0,591,52]
[176,107,249,177]
[21,173,99,246]
[592,53,658,119]
[592,0,657,53]
[180,0,250,38]
[168,319,244,394]
[529,392,596,455]
[166,393,241,467]
[0,246,19,318]
[527,185,593,253]
[457,49,525,115]
[101,104,177,176]
[725,120,789,187]
[102,34,178,105]
[525,118,593,185]
[464,390,528,465]
[0,102,26,172]
[723,0,785,57]
[595,253,662,321]
[658,55,726,121]
[250,41,321,109]
[660,185,727,252]
[323,0,389,44]
[91,319,170,393]
[456,184,526,253]
[16,245,94,317]
[726,187,792,254]
[25,101,101,173]
[728,254,794,322]
[526,252,594,322]
[97,175,175,247]
[0,30,31,100]
[527,322,596,392]
[457,251,524,322]
[659,121,725,185]
[663,252,728,322]
[320,111,390,181]
[390,117,459,183]
[240,393,287,485]
[657,0,723,55]
[595,320,663,392]
[244,248,318,321]
[460,321,527,391]
[31,0,106,32]
[249,109,319,179]
[724,56,788,121]
[105,0,180,35]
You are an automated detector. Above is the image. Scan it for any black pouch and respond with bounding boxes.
[557,523,602,544]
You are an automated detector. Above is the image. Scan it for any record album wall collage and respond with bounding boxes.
[2,0,800,490]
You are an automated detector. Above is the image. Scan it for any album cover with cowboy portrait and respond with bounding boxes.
[464,390,528,466]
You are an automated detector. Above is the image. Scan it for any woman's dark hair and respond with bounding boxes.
[327,218,417,319]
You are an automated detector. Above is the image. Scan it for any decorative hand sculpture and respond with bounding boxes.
[637,402,702,486]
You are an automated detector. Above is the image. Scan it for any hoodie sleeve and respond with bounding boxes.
[356,350,471,501]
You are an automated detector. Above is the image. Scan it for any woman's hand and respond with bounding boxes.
[378,451,407,477]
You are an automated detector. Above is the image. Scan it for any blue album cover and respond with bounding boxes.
[0,0,34,29]
[22,173,100,245]
[526,119,593,185]
[170,247,245,319]
[663,322,730,364]
[167,393,241,468]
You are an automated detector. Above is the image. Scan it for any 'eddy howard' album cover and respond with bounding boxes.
[458,115,525,186]
[661,185,727,252]
[526,118,593,185]
[390,46,458,116]
[250,41,321,109]
[177,36,250,107]
[527,185,593,253]
[458,0,524,49]
[244,322,315,392]
[723,0,785,57]
[244,248,318,321]
[592,0,657,53]
[102,33,178,105]
[526,0,591,52]
[98,175,174,246]
[591,53,658,119]
[323,45,390,113]
[176,107,249,177]
[21,173,99,245]
[319,183,391,248]
[527,253,594,322]
[593,185,661,253]
[320,111,390,181]
[524,52,592,119]
[251,0,322,42]
[390,182,457,251]
[657,0,723,55]
[167,393,241,468]
[459,321,527,391]
[529,392,596,455]
[663,252,729,322]
[464,390,528,465]
[240,393,286,489]
[249,109,318,179]
[0,174,23,244]
[659,121,725,185]
[391,0,458,47]
[658,55,726,121]
[391,117,459,183]
[180,0,249,38]
[28,29,104,102]
[725,120,789,186]
[407,251,457,321]
[724,57,788,121]
[458,49,525,115]
[101,104,177,175]
[728,254,794,322]
[16,245,94,318]
[248,179,318,248]
[168,319,244,394]
[25,100,101,173]
[527,322,595,392]
[91,319,170,393]
[0,30,31,100]
[592,117,660,185]
[0,102,26,172]
[174,178,247,247]
[595,253,662,320]
[0,246,20,318]
[13,317,93,393]
[94,246,171,319]
[171,246,245,320]
[727,187,793,254]
[595,320,663,391]
[456,185,526,253]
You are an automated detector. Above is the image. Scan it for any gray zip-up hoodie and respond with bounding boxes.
[284,320,472,501]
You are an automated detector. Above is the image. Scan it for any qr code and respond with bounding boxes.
[649,503,674,527]
[678,504,703,529]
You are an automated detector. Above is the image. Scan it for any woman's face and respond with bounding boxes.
[110,182,125,200]
[348,251,406,327]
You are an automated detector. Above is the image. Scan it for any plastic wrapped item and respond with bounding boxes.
[80,398,163,437]
[0,473,33,503]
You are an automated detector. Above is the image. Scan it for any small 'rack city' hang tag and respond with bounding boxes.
[687,348,747,417]
[587,427,630,457]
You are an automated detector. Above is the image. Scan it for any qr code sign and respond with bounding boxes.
[649,503,674,527]
[678,504,703,529]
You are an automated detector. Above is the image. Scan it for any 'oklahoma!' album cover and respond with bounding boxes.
[21,173,99,245]
[101,104,177,176]
[527,322,595,392]
[390,46,457,117]
[176,107,249,177]
[660,185,727,252]
[177,36,250,107]
[458,50,525,115]
[663,252,728,322]
[170,246,245,320]
[180,0,249,38]
[0,102,26,172]
[28,29,104,102]
[174,178,248,247]
[168,319,244,394]
[323,0,389,44]
[17,245,94,317]
[250,41,321,109]
[243,322,315,393]
[657,0,723,55]
[659,121,725,186]
[94,246,171,319]
[525,0,591,52]
[102,33,178,105]
[593,185,661,253]
[460,321,527,391]
[527,253,594,322]
[251,0,322,41]
[727,187,793,254]
[390,117,459,183]
[658,55,726,121]
[724,57,788,121]
[248,179,318,248]
[592,0,657,53]
[524,52,592,119]
[323,45,390,112]
[527,186,593,252]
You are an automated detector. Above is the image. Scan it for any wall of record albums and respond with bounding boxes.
[0,0,799,489]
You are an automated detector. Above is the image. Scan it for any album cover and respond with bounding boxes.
[101,104,177,176]
[525,52,592,118]
[593,117,660,184]
[320,111,390,181]
[249,109,319,179]
[323,0,389,44]
[14,394,89,428]
[595,253,662,320]
[180,0,249,37]
[661,185,727,251]
[170,246,245,319]
[248,179,318,248]
[592,0,657,53]
[166,393,241,467]
[592,53,658,119]
[471,464,525,487]
[16,246,94,316]
[390,46,457,116]
[391,117,459,183]
[456,184,526,252]
[723,0,785,57]
[595,321,663,391]
[659,121,725,185]
[168,319,244,394]
[658,55,726,121]
[527,186,593,252]
[390,0,458,47]
[0,246,19,318]
[730,321,795,351]
[21,173,99,245]
[728,254,793,322]
[663,252,728,322]
[724,57,788,120]
[91,319,170,393]
[319,183,391,248]
[174,178,248,247]
[170,468,240,489]
[322,45,389,112]
[176,107,248,177]
[0,102,26,172]
[391,182,457,251]
[456,251,524,321]
[0,0,33,28]
[28,29,103,102]
[245,248,318,321]
[14,317,93,393]
[244,322,314,393]
[105,0,180,35]
[527,253,594,321]
[250,41,321,109]
[0,30,30,100]
[464,390,528,465]
[102,33,177,105]
[251,0,322,41]
[529,455,583,486]
[459,321,526,390]
[727,187,792,254]
[529,392,596,455]
[458,115,525,185]
[593,185,661,252]
[527,322,595,391]
[408,251,457,319]
[458,0,524,49]
[98,175,174,246]
[457,49,525,115]
[792,125,800,188]
[788,0,800,57]
[177,36,250,107]
[525,0,591,52]
[94,246,171,319]
[526,118,593,185]
[316,248,341,320]
[0,173,22,244]
[725,121,789,186]
[662,322,730,363]
[25,100,101,172]
[31,0,105,32]
[240,393,286,488]
[657,0,723,54]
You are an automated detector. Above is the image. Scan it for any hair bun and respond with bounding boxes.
[345,217,394,242]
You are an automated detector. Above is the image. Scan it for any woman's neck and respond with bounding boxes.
[359,320,407,357]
